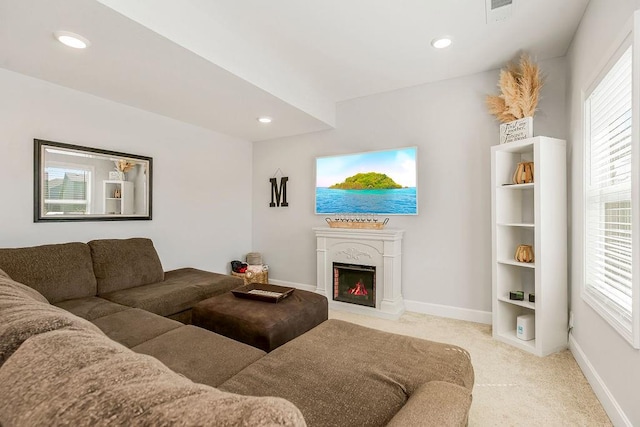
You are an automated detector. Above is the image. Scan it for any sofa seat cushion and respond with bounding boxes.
[100,268,243,317]
[54,297,129,321]
[221,319,474,427]
[91,308,182,348]
[0,329,306,427]
[0,242,97,303]
[132,325,266,387]
[0,276,103,367]
[89,238,165,294]
[166,309,192,324]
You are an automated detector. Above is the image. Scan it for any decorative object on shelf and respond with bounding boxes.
[517,314,535,341]
[514,244,534,263]
[509,291,524,301]
[485,53,543,144]
[325,214,389,230]
[113,159,136,180]
[113,188,121,199]
[109,171,126,180]
[269,168,288,207]
[499,117,533,144]
[512,161,534,184]
[528,293,535,303]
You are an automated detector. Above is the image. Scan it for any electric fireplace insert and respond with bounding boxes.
[333,262,376,308]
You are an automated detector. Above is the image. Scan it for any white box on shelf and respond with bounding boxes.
[517,314,535,341]
[500,117,533,144]
[109,171,125,180]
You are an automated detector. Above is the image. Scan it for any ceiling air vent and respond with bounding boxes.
[486,0,514,24]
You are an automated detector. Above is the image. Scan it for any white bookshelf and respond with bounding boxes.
[491,136,567,356]
[103,180,134,215]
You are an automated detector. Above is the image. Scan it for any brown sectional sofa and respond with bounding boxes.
[0,238,475,426]
[0,238,240,324]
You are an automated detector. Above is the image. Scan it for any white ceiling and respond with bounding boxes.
[0,0,589,142]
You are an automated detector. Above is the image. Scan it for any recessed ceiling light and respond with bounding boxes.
[257,117,272,124]
[53,31,90,49]
[431,37,452,49]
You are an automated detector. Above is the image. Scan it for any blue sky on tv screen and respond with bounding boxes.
[316,147,416,188]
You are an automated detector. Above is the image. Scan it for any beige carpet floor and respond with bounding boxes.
[329,310,611,426]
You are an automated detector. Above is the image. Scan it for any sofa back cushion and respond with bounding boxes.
[0,275,103,367]
[0,242,97,303]
[0,328,306,427]
[89,238,165,294]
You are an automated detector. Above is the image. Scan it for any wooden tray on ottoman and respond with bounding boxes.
[231,283,295,303]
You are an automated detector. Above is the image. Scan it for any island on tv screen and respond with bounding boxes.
[315,147,417,215]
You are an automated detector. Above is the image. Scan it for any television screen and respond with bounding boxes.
[315,147,417,215]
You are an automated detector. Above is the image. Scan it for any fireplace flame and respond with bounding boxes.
[348,280,368,296]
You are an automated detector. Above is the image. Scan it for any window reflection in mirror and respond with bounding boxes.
[34,139,152,222]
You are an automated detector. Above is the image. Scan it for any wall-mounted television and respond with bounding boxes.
[315,147,417,215]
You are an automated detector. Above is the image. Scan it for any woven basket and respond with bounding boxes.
[232,270,269,285]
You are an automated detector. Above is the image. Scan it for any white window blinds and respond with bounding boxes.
[584,45,633,334]
[44,166,91,215]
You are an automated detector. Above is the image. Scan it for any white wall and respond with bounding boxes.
[0,68,252,274]
[566,1,640,425]
[252,57,567,321]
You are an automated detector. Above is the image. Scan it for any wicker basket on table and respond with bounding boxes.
[231,270,269,285]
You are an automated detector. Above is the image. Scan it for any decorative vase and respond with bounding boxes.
[515,245,534,263]
[512,162,534,184]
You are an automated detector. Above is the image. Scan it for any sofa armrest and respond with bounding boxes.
[386,381,472,427]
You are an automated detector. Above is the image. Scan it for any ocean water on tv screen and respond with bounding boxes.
[315,187,417,215]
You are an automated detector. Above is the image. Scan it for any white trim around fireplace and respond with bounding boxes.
[313,227,405,319]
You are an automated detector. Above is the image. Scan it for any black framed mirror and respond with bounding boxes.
[34,139,152,222]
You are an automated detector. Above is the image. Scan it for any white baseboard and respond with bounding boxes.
[269,278,492,324]
[569,334,631,426]
[404,299,492,324]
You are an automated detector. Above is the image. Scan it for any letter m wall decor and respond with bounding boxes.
[269,177,289,207]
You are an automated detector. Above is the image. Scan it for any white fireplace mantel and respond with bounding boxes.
[314,227,405,319]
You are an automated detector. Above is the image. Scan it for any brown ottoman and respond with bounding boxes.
[192,288,328,352]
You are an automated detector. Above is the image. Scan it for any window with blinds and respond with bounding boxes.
[584,43,634,342]
[43,166,91,215]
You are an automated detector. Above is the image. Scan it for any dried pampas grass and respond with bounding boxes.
[115,159,136,173]
[486,96,517,123]
[486,53,543,123]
